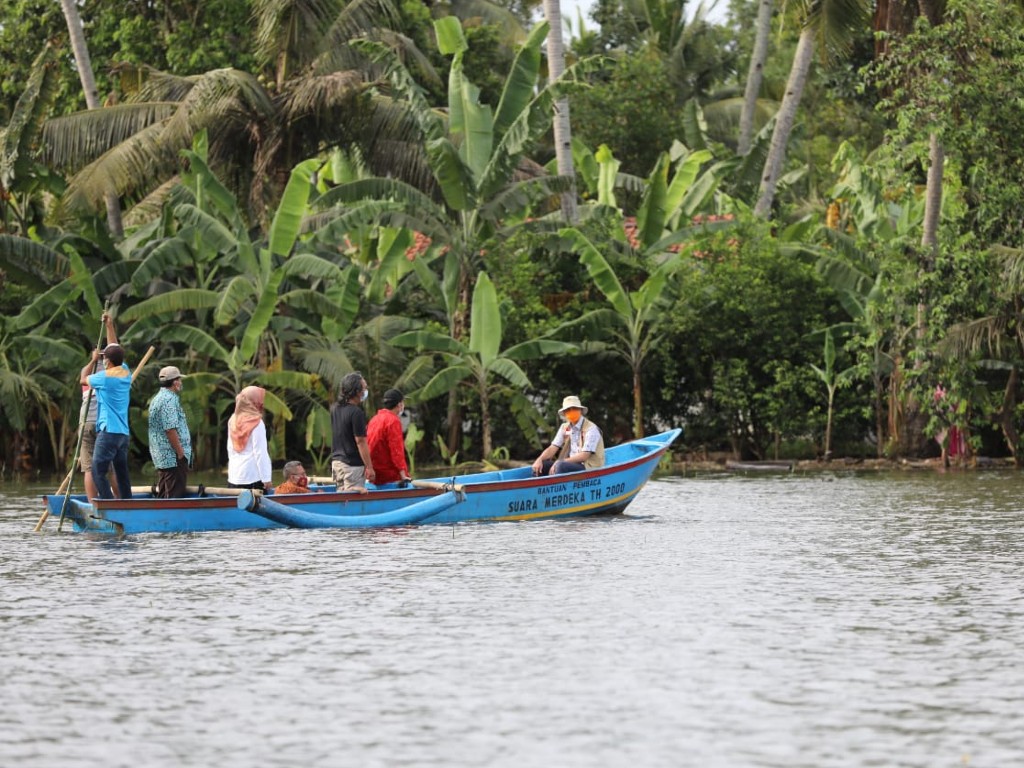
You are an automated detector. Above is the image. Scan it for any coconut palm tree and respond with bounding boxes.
[57,0,124,236]
[753,0,871,218]
[41,0,428,226]
[737,0,773,156]
[543,0,577,221]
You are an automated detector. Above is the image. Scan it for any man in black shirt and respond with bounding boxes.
[330,371,376,491]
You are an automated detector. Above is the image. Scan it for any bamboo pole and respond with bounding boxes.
[131,346,156,383]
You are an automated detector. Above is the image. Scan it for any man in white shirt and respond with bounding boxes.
[531,395,605,476]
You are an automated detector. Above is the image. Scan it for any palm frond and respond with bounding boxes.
[129,68,199,102]
[291,336,356,385]
[939,316,1011,361]
[61,120,177,214]
[252,0,344,70]
[122,176,181,228]
[806,0,872,62]
[277,71,366,122]
[42,103,178,171]
[993,245,1024,296]
[163,69,274,143]
[357,95,437,191]
[322,0,400,52]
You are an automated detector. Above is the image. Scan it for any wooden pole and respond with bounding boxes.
[131,346,156,383]
[411,479,465,493]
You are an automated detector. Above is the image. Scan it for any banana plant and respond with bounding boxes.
[315,18,588,451]
[810,327,859,460]
[0,312,80,471]
[0,44,63,236]
[118,143,359,460]
[556,229,687,440]
[391,272,575,458]
[554,144,737,438]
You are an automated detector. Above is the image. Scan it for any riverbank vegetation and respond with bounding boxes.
[2,0,1023,477]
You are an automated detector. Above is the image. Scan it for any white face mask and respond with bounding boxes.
[361,388,369,402]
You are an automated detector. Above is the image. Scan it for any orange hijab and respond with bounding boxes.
[228,386,266,452]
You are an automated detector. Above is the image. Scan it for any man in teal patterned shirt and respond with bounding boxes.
[148,366,192,498]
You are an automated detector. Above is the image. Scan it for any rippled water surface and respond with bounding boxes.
[3,471,1024,767]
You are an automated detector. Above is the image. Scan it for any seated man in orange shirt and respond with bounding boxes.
[367,389,412,486]
[275,460,313,494]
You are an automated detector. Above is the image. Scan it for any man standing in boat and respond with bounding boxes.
[80,312,120,500]
[531,395,605,476]
[330,372,376,492]
[81,340,133,499]
[367,388,412,486]
[148,366,192,498]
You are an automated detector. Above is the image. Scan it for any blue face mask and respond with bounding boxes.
[361,388,369,402]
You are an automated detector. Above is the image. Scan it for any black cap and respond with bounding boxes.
[382,388,404,408]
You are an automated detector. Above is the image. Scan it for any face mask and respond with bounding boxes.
[361,389,369,402]
[296,475,308,487]
[565,409,582,425]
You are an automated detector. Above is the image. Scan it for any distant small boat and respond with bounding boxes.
[725,460,794,472]
[41,429,680,535]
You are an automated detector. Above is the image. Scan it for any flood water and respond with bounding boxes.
[1,470,1023,767]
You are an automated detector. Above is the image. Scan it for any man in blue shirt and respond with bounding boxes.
[148,366,192,498]
[80,343,133,499]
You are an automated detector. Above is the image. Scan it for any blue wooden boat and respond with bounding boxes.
[40,429,679,535]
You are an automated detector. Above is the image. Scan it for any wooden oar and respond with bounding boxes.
[33,468,74,531]
[411,479,466,493]
[128,484,257,497]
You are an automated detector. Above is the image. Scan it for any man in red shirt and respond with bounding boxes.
[367,389,411,485]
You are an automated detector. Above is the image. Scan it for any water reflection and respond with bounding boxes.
[1,472,1023,766]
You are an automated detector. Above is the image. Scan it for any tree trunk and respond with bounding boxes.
[632,363,643,439]
[754,26,815,218]
[480,385,491,460]
[738,0,773,156]
[59,0,123,237]
[446,266,471,456]
[917,133,943,353]
[824,387,835,460]
[543,0,578,223]
[998,367,1020,466]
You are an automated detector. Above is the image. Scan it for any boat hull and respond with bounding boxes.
[42,430,679,534]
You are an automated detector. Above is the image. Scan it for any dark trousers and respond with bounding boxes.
[92,431,132,500]
[156,462,188,499]
[539,459,586,476]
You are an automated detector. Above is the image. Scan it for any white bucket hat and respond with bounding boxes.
[558,395,588,416]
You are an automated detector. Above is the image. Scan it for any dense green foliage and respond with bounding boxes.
[0,0,257,121]
[5,0,1024,480]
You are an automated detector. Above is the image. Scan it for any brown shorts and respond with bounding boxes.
[79,423,97,473]
[331,460,366,490]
